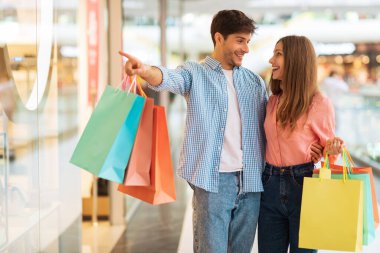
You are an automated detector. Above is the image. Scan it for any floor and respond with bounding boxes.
[82,221,125,253]
[82,173,380,253]
[111,179,188,253]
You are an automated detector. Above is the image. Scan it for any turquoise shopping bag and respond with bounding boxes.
[70,85,145,183]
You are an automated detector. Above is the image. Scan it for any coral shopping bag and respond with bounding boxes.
[70,85,145,183]
[118,106,176,205]
[123,77,154,186]
[299,155,364,252]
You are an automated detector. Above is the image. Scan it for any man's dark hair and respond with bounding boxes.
[329,70,338,77]
[210,10,256,46]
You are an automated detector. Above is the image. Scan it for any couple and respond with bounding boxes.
[120,10,343,253]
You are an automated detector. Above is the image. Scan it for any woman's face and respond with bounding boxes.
[269,41,284,80]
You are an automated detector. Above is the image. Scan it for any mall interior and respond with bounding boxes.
[1,0,380,252]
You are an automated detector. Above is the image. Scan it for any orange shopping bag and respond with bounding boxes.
[122,76,154,186]
[123,98,153,185]
[118,106,176,205]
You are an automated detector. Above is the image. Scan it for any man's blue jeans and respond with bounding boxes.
[258,162,317,253]
[191,171,261,253]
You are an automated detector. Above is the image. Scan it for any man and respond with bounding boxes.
[120,10,267,253]
[321,70,349,99]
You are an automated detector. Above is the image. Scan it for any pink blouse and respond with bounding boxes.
[264,93,335,167]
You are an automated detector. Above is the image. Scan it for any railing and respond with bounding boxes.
[0,111,9,250]
[334,90,380,171]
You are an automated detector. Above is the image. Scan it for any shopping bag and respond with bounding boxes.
[313,170,375,245]
[97,78,147,182]
[123,77,154,186]
[97,95,145,183]
[118,106,176,205]
[70,85,145,183]
[299,155,363,252]
[322,149,379,229]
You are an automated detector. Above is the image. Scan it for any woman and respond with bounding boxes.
[258,35,343,253]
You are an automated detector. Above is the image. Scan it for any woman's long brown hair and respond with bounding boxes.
[269,35,319,132]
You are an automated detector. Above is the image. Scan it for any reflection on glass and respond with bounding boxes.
[0,1,81,251]
[0,1,40,249]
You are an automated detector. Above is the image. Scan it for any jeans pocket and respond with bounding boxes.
[261,173,272,186]
[291,175,304,188]
[292,171,313,188]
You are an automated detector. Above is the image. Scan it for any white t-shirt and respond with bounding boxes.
[219,69,243,172]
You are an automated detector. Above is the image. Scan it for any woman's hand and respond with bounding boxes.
[310,142,324,163]
[325,137,344,155]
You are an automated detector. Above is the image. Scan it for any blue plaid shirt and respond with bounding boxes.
[149,56,268,193]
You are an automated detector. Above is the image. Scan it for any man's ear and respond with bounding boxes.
[214,32,224,45]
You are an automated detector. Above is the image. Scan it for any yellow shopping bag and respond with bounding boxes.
[299,155,364,252]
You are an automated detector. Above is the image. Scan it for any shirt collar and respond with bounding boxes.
[204,56,221,70]
[204,56,241,71]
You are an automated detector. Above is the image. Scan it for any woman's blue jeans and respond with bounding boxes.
[258,162,317,253]
[191,171,261,253]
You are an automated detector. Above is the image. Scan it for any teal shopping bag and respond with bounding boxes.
[98,96,145,183]
[70,86,145,183]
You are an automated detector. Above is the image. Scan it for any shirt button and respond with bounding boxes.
[221,128,224,131]
[224,108,227,112]
[218,146,221,150]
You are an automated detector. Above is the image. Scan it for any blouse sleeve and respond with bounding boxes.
[310,95,338,163]
[310,95,336,147]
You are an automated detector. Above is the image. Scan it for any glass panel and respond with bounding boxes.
[39,0,81,251]
[0,0,81,251]
[0,0,40,251]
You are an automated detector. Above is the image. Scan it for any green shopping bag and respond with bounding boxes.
[70,85,145,183]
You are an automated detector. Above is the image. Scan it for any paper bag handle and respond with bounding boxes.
[120,75,148,98]
[319,153,331,180]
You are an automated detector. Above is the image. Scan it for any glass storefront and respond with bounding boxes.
[0,1,81,251]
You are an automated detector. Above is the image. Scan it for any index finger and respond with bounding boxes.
[118,51,135,61]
